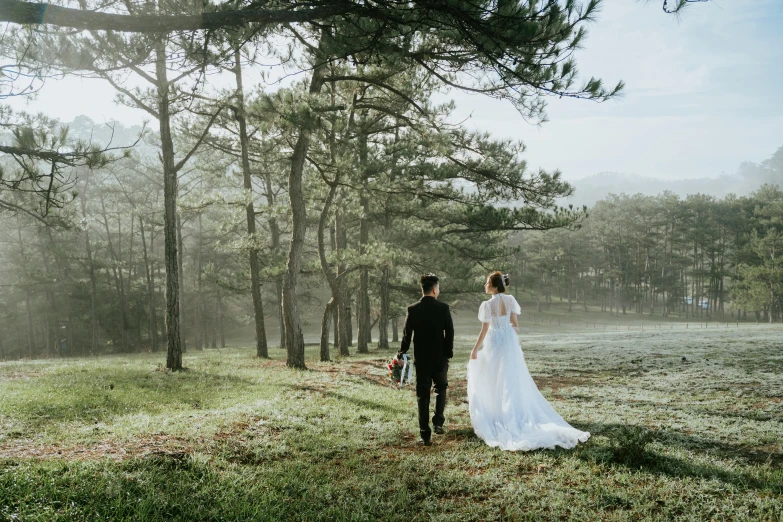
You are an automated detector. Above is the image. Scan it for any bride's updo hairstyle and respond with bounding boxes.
[488,271,509,293]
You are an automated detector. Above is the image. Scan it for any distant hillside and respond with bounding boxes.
[560,168,781,209]
[557,146,783,208]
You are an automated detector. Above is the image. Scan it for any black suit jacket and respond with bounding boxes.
[399,296,454,368]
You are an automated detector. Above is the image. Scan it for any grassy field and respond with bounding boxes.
[0,322,781,521]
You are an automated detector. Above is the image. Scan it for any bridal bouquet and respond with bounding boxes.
[386,355,413,386]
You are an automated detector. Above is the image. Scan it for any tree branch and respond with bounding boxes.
[98,72,159,118]
[173,107,223,173]
[0,1,354,33]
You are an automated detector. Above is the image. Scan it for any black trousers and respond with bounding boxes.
[415,361,448,440]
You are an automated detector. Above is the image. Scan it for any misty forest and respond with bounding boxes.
[0,0,781,520]
[2,140,783,362]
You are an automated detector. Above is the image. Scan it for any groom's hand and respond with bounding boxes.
[396,351,404,360]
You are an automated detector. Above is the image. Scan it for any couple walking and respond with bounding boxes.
[397,272,590,450]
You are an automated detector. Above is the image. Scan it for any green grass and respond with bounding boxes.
[1,324,782,521]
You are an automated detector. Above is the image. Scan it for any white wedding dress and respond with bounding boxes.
[467,294,590,451]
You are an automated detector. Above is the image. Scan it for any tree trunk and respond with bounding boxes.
[276,279,284,349]
[536,272,542,312]
[357,269,371,350]
[316,166,354,359]
[260,135,284,351]
[650,287,655,316]
[608,278,613,314]
[261,155,284,351]
[770,288,775,324]
[211,306,217,348]
[139,215,159,352]
[217,289,226,348]
[16,216,34,358]
[317,179,339,361]
[357,133,371,353]
[99,196,130,351]
[378,267,390,349]
[582,286,587,312]
[335,191,350,356]
[347,302,353,347]
[158,39,183,371]
[128,213,137,350]
[194,212,204,351]
[392,316,399,343]
[134,296,143,350]
[282,35,327,369]
[150,226,160,347]
[14,323,21,359]
[234,50,268,358]
[23,289,34,358]
[691,277,695,319]
[176,212,186,353]
[79,187,99,354]
[37,231,57,357]
[614,281,619,317]
[202,306,209,348]
[319,299,335,362]
[356,294,362,345]
[377,198,391,350]
[332,304,338,347]
[282,136,311,367]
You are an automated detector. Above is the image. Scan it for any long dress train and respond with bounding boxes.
[467,294,590,451]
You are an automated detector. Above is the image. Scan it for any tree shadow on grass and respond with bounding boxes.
[2,368,256,426]
[659,428,782,466]
[578,421,783,466]
[575,421,783,494]
[312,357,417,390]
[285,384,409,415]
[695,407,780,424]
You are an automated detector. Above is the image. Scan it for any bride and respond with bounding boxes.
[467,271,590,451]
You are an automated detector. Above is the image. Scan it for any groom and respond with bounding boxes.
[398,273,454,446]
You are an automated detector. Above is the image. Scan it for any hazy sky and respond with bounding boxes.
[9,0,783,181]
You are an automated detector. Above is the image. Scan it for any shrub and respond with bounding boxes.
[609,425,655,466]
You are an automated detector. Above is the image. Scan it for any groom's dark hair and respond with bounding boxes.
[420,273,439,294]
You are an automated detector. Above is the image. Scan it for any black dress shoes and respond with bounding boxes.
[433,425,445,435]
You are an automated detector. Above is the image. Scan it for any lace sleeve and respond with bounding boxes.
[478,301,491,323]
[508,295,521,315]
